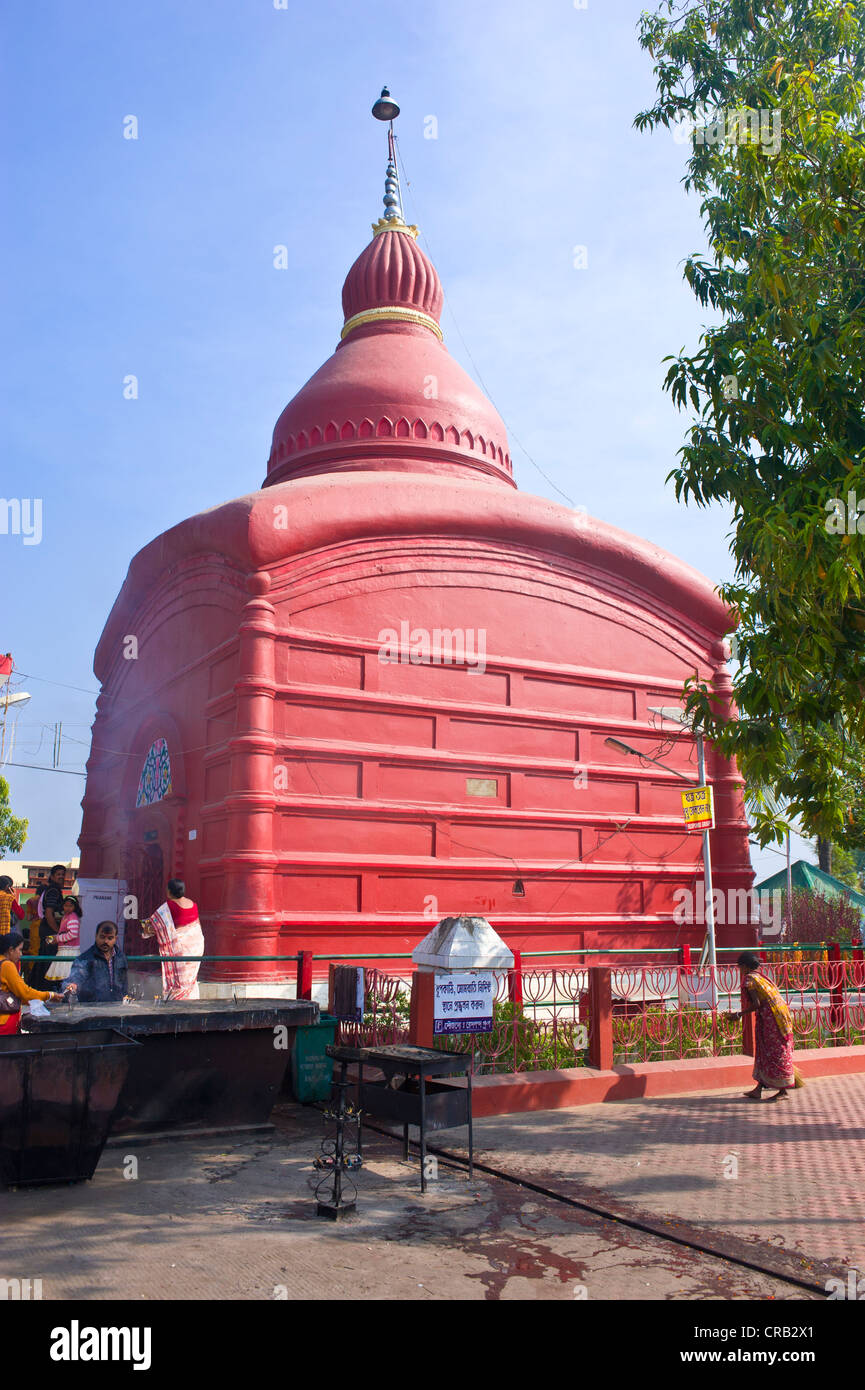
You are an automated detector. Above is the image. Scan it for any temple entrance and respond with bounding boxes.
[124,841,165,960]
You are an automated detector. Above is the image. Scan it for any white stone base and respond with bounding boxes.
[197,981,297,1001]
[127,971,331,1007]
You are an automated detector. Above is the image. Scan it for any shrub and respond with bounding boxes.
[782,888,862,946]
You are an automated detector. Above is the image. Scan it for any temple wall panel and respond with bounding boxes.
[276,872,361,912]
[275,811,435,857]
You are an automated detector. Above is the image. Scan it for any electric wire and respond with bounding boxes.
[393,135,577,508]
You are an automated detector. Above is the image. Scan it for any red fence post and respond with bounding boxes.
[588,966,613,1071]
[677,946,691,1059]
[409,970,435,1048]
[829,942,845,1034]
[853,937,864,990]
[509,950,523,1006]
[296,951,313,1001]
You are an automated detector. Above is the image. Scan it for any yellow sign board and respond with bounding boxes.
[681,785,714,830]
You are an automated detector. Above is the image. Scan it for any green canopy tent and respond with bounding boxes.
[756,860,865,908]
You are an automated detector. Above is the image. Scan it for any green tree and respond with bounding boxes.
[828,841,865,890]
[635,0,865,850]
[0,775,27,857]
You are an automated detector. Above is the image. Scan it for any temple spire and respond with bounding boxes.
[370,86,418,239]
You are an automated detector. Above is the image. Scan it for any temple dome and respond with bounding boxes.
[264,226,514,489]
[341,225,444,327]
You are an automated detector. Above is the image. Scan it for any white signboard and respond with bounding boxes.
[433,970,495,1035]
[76,878,127,953]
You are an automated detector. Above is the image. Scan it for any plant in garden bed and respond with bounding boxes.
[360,984,411,1042]
[613,1004,743,1063]
[453,1000,590,1075]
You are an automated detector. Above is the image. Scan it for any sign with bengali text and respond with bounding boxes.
[433,970,494,1035]
[681,784,714,831]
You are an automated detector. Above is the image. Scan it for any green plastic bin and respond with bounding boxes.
[289,1013,337,1102]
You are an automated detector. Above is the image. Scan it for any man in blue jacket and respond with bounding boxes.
[64,921,129,1003]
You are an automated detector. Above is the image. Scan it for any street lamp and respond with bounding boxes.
[604,715,718,983]
[604,736,690,783]
[647,706,717,975]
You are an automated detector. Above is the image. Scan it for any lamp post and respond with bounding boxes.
[648,706,716,976]
[605,709,718,980]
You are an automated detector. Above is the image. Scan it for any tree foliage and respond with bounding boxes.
[635,0,865,848]
[828,840,865,889]
[0,775,27,858]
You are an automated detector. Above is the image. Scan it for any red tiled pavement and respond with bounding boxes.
[458,1072,865,1273]
[456,1046,865,1115]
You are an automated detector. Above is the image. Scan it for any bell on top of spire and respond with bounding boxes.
[369,86,419,239]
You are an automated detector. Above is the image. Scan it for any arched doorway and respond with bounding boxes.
[124,841,165,960]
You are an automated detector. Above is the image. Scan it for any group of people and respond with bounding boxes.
[0,920,128,1034]
[0,873,204,1036]
[0,864,80,990]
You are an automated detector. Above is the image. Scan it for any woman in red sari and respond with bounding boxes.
[141,878,204,1001]
[738,951,805,1101]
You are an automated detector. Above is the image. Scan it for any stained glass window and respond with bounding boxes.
[135,737,172,807]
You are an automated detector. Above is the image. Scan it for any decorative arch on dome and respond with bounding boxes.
[340,421,355,440]
[376,417,394,437]
[324,421,338,442]
[430,422,444,441]
[359,418,374,438]
[413,419,428,439]
[395,417,410,437]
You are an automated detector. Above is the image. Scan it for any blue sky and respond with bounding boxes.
[0,0,806,881]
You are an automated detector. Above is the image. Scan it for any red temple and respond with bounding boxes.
[78,135,755,979]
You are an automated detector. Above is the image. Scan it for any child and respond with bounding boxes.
[45,894,81,983]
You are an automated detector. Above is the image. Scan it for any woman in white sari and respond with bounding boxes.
[141,878,204,1000]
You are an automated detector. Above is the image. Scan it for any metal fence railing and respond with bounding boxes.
[334,956,865,1074]
[21,939,865,1075]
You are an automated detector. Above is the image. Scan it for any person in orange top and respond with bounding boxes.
[0,931,64,1035]
[0,876,24,934]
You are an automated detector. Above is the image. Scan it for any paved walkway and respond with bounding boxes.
[0,1099,824,1303]
[458,1073,865,1274]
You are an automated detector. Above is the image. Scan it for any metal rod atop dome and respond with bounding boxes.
[371,86,406,228]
